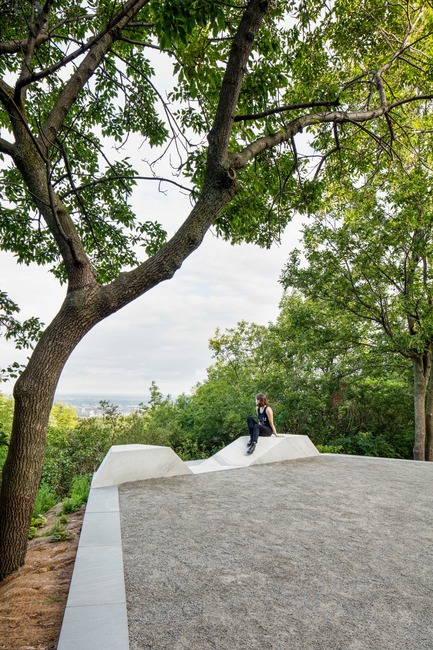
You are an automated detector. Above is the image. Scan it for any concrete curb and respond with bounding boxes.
[57,485,129,650]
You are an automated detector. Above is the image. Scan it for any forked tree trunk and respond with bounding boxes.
[0,179,239,580]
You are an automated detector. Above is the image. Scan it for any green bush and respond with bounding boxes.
[316,444,344,454]
[33,483,57,517]
[70,474,91,502]
[61,496,85,514]
[330,431,404,458]
[43,521,73,542]
[61,474,91,514]
[28,515,47,540]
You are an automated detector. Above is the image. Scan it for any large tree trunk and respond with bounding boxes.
[425,371,433,461]
[0,291,100,578]
[412,355,429,460]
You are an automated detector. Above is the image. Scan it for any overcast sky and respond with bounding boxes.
[0,190,303,398]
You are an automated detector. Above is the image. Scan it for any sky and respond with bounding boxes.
[0,191,303,398]
[0,43,306,399]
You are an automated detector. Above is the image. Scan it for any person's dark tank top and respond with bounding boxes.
[257,405,271,429]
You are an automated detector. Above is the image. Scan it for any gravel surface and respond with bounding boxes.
[119,455,433,650]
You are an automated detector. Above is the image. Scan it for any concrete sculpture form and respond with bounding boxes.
[187,434,319,474]
[91,444,192,488]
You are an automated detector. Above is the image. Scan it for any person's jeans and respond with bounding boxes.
[247,416,272,443]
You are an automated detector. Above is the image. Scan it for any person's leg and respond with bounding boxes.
[247,416,256,446]
[247,422,260,454]
[248,424,272,455]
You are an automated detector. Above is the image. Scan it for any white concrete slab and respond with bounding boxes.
[79,511,122,547]
[189,435,318,474]
[66,546,126,607]
[86,485,119,513]
[58,485,129,650]
[58,603,129,650]
[92,444,192,488]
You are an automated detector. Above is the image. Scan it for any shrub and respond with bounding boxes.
[61,474,91,514]
[28,515,47,540]
[316,444,344,454]
[33,483,57,517]
[61,496,84,514]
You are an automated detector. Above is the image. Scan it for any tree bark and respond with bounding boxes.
[412,355,429,460]
[425,371,433,461]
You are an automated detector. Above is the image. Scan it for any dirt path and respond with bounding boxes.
[0,507,83,650]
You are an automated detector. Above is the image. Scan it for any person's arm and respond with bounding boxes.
[267,406,278,435]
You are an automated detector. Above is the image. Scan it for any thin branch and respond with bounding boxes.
[110,50,191,151]
[119,36,175,56]
[16,0,148,91]
[234,99,340,122]
[0,14,98,55]
[40,0,149,150]
[290,133,298,171]
[56,138,101,253]
[124,21,154,28]
[312,146,339,181]
[16,0,54,96]
[60,175,193,199]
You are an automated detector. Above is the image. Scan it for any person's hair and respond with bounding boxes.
[255,393,267,407]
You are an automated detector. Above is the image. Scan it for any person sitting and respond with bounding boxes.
[246,393,278,455]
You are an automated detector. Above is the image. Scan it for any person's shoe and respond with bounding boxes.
[247,442,256,455]
[247,440,253,447]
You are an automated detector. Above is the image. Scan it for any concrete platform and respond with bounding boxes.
[91,444,192,488]
[59,444,433,649]
[120,455,433,650]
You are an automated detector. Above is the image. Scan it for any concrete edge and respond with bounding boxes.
[322,453,429,465]
[57,485,129,650]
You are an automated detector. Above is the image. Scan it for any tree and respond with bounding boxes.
[268,291,413,453]
[282,167,433,460]
[174,294,413,455]
[1,0,433,578]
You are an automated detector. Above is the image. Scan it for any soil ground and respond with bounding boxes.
[0,507,83,650]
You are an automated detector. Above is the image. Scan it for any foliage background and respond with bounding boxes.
[0,290,415,520]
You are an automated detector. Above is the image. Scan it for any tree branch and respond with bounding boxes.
[39,0,150,152]
[0,33,48,55]
[16,0,148,92]
[0,15,98,55]
[206,0,271,177]
[59,175,193,200]
[97,0,270,311]
[229,95,433,170]
[0,137,14,156]
[234,99,340,122]
[119,36,175,56]
[16,0,54,99]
